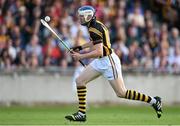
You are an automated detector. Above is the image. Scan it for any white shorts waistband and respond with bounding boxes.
[99,52,116,60]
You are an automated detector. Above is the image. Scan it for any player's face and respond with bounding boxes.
[78,14,86,25]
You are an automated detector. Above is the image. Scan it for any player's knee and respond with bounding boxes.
[76,77,85,86]
[116,91,126,98]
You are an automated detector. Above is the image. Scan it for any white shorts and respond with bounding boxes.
[90,52,122,80]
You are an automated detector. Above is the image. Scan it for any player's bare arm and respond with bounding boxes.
[71,43,103,60]
[71,39,102,52]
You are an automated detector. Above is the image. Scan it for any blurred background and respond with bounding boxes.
[0,0,180,106]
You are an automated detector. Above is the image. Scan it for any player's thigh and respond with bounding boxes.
[103,66,127,97]
[109,77,127,98]
[106,53,127,97]
[76,65,101,86]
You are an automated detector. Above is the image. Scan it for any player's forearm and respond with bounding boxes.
[81,49,103,59]
[71,42,92,52]
[81,42,93,49]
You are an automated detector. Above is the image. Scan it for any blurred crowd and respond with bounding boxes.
[0,0,180,73]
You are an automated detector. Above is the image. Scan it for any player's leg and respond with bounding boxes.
[65,64,101,121]
[109,77,155,103]
[106,53,162,118]
[72,65,84,92]
[75,64,101,114]
[109,77,162,118]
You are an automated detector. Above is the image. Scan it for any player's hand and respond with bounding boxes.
[70,46,82,52]
[71,52,82,61]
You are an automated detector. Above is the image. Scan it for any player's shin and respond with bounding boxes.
[125,90,156,104]
[77,86,87,114]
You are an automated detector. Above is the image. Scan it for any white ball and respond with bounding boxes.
[45,16,50,22]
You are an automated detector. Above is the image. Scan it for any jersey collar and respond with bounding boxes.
[87,18,96,28]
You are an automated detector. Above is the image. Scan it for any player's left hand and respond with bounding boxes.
[70,46,82,52]
[71,52,82,61]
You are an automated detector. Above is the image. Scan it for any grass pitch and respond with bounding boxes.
[0,105,179,125]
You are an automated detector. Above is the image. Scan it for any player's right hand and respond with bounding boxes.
[71,51,82,61]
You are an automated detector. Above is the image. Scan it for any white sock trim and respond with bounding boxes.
[78,111,85,116]
[149,97,156,105]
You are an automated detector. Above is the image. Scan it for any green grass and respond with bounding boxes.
[0,105,179,125]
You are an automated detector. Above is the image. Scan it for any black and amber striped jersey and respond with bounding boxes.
[87,19,113,57]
